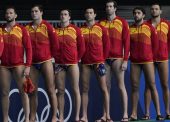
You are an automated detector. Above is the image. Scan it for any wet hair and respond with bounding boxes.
[60,9,71,16]
[85,7,96,14]
[151,2,162,10]
[31,4,43,12]
[106,0,118,8]
[5,5,17,14]
[133,7,146,15]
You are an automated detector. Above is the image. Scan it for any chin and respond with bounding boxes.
[6,20,12,22]
[152,15,159,18]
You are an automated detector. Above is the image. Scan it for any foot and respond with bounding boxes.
[129,116,138,121]
[29,119,35,122]
[121,117,128,122]
[106,118,114,122]
[24,118,29,122]
[165,114,170,120]
[156,115,164,120]
[79,120,87,122]
[141,115,150,120]
[80,118,88,122]
[52,117,58,122]
[57,119,64,122]
[95,117,106,122]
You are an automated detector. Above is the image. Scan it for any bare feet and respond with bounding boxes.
[95,117,106,122]
[80,117,88,122]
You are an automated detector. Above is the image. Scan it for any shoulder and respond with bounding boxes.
[69,24,81,32]
[42,20,54,29]
[16,24,28,32]
[116,16,128,24]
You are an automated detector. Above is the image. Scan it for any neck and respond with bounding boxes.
[86,20,95,27]
[107,13,116,21]
[61,21,69,28]
[33,18,42,26]
[151,16,161,24]
[6,20,16,27]
[135,19,144,26]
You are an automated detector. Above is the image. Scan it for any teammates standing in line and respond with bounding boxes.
[0,1,170,122]
[142,3,170,120]
[129,7,163,121]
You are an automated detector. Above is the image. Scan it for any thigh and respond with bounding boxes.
[105,62,112,83]
[143,63,155,84]
[41,61,55,89]
[157,61,169,84]
[130,63,141,86]
[68,64,80,88]
[30,65,40,88]
[112,59,125,82]
[12,66,25,91]
[55,69,66,90]
[80,64,91,90]
[94,65,107,89]
[0,67,11,92]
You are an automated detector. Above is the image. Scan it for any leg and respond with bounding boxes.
[142,82,151,120]
[157,62,170,115]
[29,66,40,122]
[130,63,141,120]
[143,63,162,117]
[142,64,157,119]
[41,61,58,122]
[94,65,112,122]
[80,65,91,122]
[0,67,11,122]
[100,62,112,121]
[112,59,128,120]
[68,64,81,121]
[55,68,66,122]
[12,66,30,122]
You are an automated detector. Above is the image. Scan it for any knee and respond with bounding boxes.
[18,89,27,96]
[30,90,38,97]
[47,86,55,93]
[19,91,25,96]
[57,88,65,96]
[29,91,38,98]
[148,82,157,91]
[161,81,169,90]
[106,80,111,90]
[131,82,139,92]
[100,85,108,95]
[72,86,80,95]
[145,84,150,91]
[118,84,126,92]
[1,89,9,97]
[82,85,89,94]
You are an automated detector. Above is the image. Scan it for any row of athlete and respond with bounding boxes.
[0,0,170,122]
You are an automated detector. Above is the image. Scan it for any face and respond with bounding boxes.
[133,9,145,23]
[31,6,43,20]
[106,2,116,15]
[150,5,162,18]
[5,8,17,22]
[84,8,96,21]
[60,10,70,23]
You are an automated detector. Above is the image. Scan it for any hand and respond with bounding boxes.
[24,67,30,76]
[121,61,128,71]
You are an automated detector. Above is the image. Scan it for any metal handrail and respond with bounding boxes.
[0,20,134,27]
